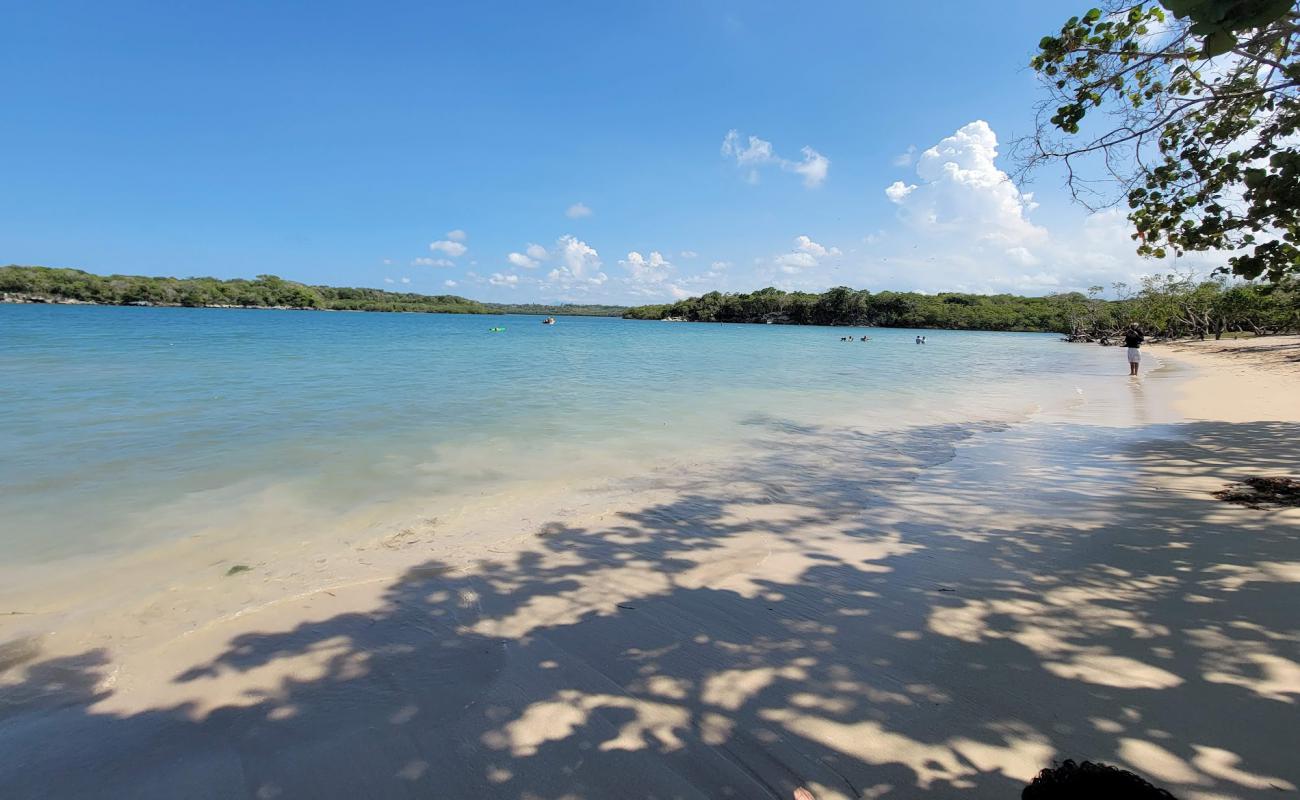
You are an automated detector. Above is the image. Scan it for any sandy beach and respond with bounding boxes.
[2,337,1298,799]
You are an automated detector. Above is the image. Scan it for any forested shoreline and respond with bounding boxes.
[625,276,1300,340]
[0,266,625,317]
[7,265,1298,339]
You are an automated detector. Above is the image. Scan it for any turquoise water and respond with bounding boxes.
[0,305,1120,565]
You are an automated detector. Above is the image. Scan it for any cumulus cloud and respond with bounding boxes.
[488,272,519,287]
[411,257,455,267]
[444,279,457,288]
[429,239,468,257]
[620,250,672,281]
[885,181,915,204]
[775,251,819,273]
[446,229,467,242]
[1005,246,1040,267]
[383,277,395,284]
[795,235,841,258]
[566,202,592,219]
[863,119,1209,294]
[886,120,1046,248]
[526,243,548,260]
[614,249,706,299]
[680,250,698,259]
[400,277,411,284]
[766,235,844,275]
[507,252,539,269]
[543,234,608,293]
[721,130,830,188]
[557,234,601,276]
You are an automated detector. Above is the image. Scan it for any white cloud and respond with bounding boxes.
[617,249,700,299]
[557,234,601,277]
[444,279,458,288]
[711,260,731,270]
[411,257,455,267]
[752,235,846,279]
[894,120,1046,247]
[543,234,609,293]
[791,146,830,188]
[794,235,840,258]
[400,277,411,284]
[383,277,395,284]
[1005,246,1040,267]
[891,145,917,167]
[721,129,829,188]
[776,251,818,274]
[680,250,698,259]
[621,250,672,282]
[862,119,1213,294]
[526,243,548,260]
[446,229,467,242]
[382,258,393,265]
[566,202,592,219]
[429,240,468,257]
[507,252,539,269]
[720,130,775,165]
[885,181,916,204]
[489,272,520,287]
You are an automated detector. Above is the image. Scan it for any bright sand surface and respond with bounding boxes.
[2,337,1298,799]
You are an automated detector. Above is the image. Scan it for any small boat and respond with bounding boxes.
[489,326,506,332]
[542,317,556,325]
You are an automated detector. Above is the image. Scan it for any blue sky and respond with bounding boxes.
[2,1,1179,303]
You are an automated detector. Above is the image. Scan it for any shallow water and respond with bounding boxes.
[0,304,1137,571]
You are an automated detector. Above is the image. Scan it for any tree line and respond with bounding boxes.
[0,266,624,316]
[624,276,1299,339]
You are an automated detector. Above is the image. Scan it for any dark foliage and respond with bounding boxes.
[0,266,627,316]
[1022,759,1178,799]
[1213,475,1300,507]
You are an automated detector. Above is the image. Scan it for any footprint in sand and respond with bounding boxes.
[380,518,439,549]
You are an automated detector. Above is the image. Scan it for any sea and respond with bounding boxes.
[0,304,1149,614]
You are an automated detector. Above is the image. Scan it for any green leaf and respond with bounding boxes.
[1202,29,1237,57]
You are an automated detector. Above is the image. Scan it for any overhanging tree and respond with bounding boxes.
[1018,0,1300,283]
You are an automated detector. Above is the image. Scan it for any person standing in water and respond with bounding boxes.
[1123,323,1144,376]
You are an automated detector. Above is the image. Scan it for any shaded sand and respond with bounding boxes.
[2,346,1298,799]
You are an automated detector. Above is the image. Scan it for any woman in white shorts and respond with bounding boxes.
[1123,323,1144,376]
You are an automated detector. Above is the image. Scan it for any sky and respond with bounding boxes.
[2,1,1201,304]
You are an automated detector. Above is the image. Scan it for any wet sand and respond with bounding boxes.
[1,341,1297,799]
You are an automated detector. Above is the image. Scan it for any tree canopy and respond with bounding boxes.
[0,266,625,316]
[1020,0,1300,282]
[623,279,1299,340]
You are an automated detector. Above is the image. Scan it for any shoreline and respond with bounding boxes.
[2,342,1298,798]
[1160,334,1300,422]
[0,295,617,317]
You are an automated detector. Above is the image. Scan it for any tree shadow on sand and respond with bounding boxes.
[2,419,1297,799]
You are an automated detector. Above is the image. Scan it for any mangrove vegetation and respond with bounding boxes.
[624,276,1300,339]
[0,266,625,316]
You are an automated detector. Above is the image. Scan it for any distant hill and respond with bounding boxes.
[0,266,625,316]
[485,302,626,317]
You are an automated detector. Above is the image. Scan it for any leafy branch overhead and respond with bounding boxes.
[1020,0,1300,283]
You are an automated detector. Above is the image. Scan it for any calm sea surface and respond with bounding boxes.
[0,305,1125,566]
